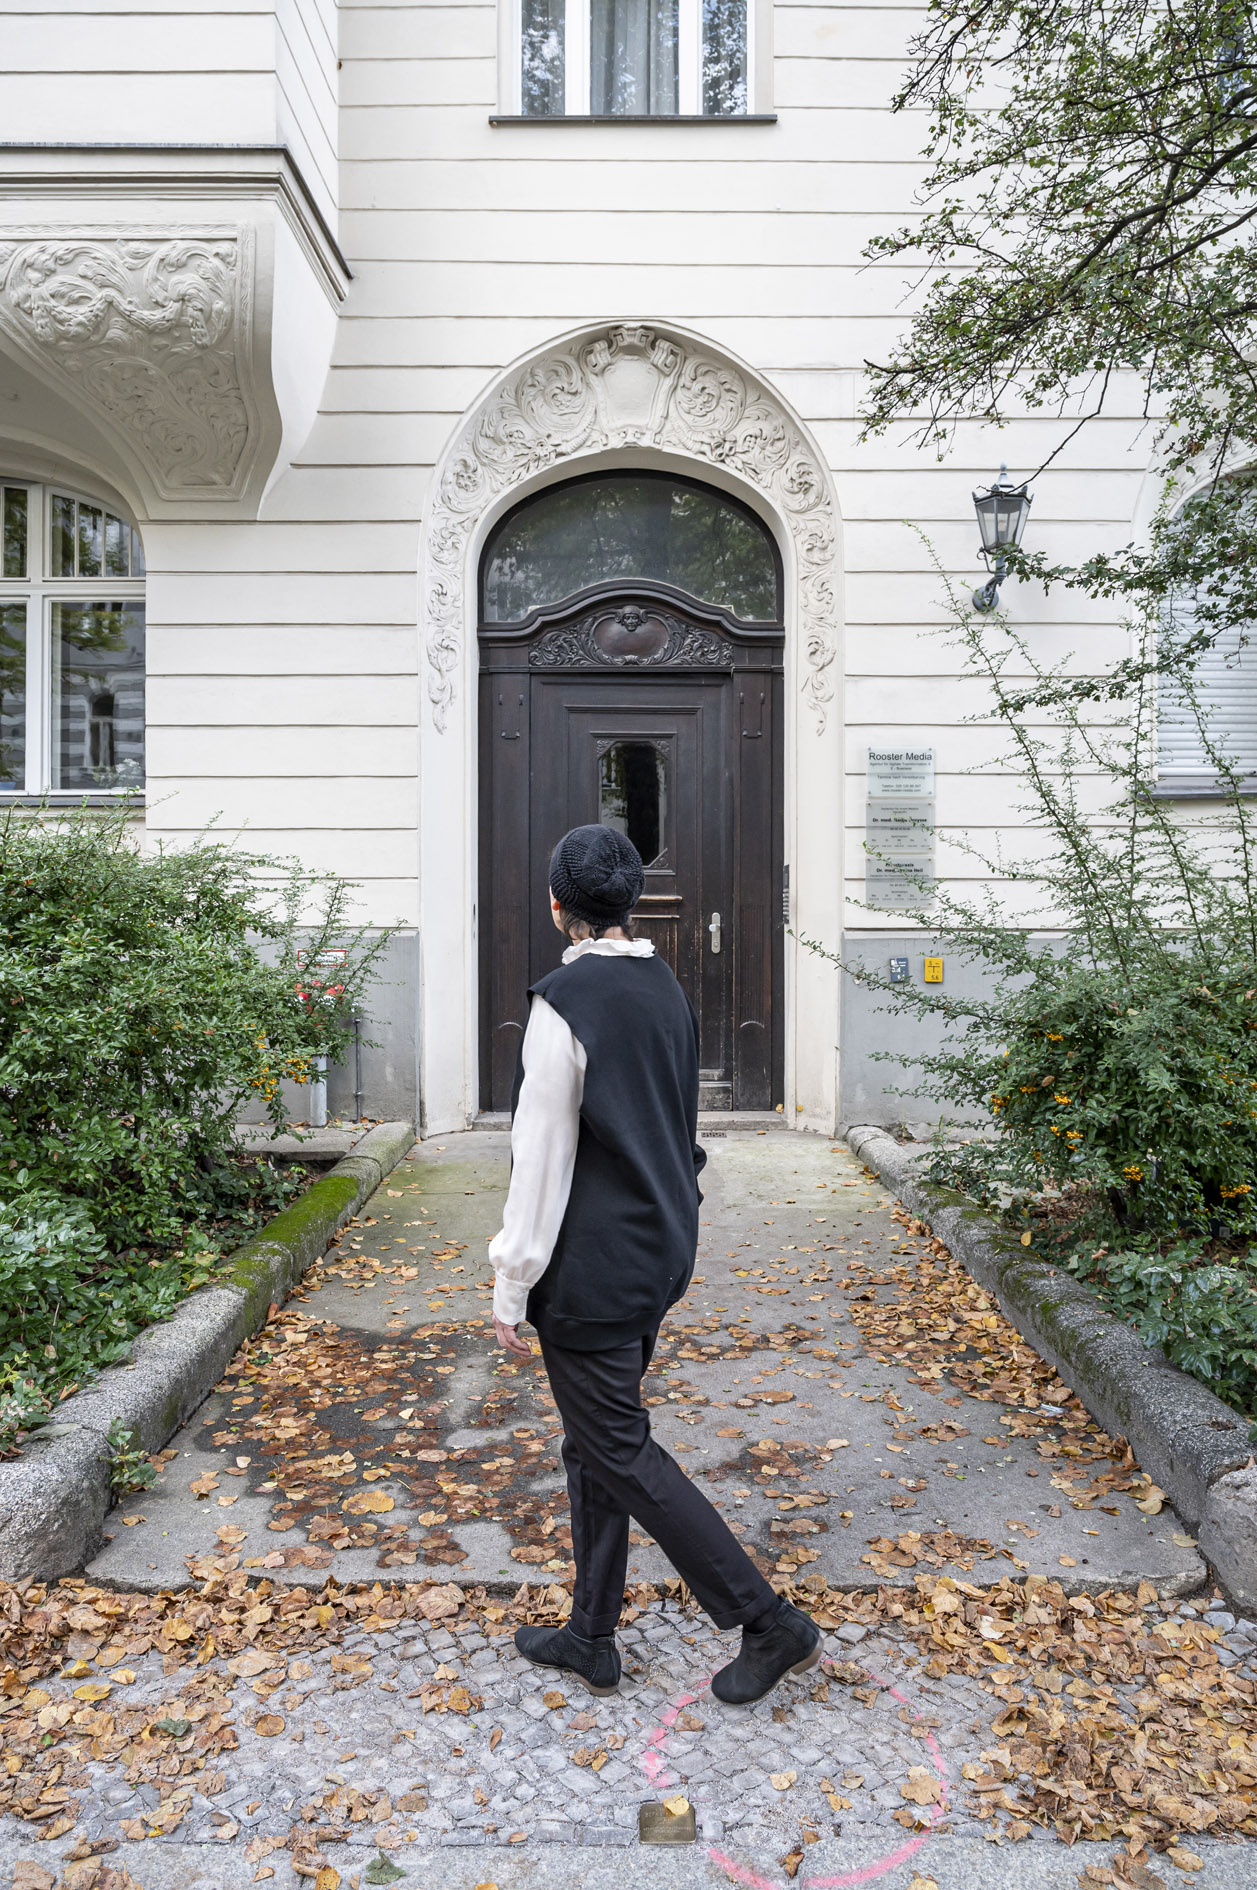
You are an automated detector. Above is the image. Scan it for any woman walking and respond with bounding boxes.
[489,823,821,1702]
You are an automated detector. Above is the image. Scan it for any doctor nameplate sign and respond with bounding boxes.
[865,746,935,910]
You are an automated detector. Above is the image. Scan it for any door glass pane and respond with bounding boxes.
[591,0,679,113]
[51,601,145,791]
[522,0,565,113]
[0,604,25,791]
[482,472,780,619]
[600,741,666,865]
[702,0,746,114]
[50,494,75,576]
[3,487,27,579]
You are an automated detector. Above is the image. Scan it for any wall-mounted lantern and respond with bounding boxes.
[972,465,1033,612]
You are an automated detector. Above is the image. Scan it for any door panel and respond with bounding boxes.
[531,680,730,1101]
[478,586,783,1113]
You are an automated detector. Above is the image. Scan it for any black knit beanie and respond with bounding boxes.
[549,824,645,929]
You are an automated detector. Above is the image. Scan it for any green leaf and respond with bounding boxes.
[363,1855,407,1884]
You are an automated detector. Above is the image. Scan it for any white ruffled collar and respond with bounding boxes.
[561,936,656,965]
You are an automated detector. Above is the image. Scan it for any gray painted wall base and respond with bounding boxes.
[235,930,421,1126]
[837,930,1066,1130]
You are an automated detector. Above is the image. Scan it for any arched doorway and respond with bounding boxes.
[478,469,785,1111]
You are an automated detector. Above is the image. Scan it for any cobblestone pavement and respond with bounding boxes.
[4,1585,1257,1888]
[5,1128,1257,1889]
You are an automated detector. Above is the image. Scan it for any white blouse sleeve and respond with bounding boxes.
[488,993,586,1328]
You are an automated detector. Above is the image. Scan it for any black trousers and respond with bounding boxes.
[539,1327,777,1639]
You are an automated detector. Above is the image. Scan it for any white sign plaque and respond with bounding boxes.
[867,747,935,798]
[866,798,935,853]
[865,746,936,909]
[866,859,934,909]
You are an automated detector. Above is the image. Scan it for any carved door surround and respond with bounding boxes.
[421,320,839,732]
[418,320,845,1136]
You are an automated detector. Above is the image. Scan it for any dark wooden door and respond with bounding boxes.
[479,587,782,1112]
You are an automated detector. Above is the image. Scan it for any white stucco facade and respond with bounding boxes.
[0,0,1156,1131]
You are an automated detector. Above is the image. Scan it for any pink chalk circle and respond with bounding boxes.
[636,1657,950,1889]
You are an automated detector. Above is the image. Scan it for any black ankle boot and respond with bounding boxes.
[710,1598,822,1705]
[514,1622,621,1695]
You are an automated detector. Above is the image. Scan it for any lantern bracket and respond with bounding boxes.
[971,465,1033,612]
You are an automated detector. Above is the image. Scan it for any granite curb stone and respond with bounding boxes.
[845,1123,1257,1606]
[0,1118,415,1583]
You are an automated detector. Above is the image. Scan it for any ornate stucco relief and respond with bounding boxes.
[0,230,256,502]
[529,608,734,671]
[423,323,839,731]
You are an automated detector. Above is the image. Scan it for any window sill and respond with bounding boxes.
[488,113,777,125]
[1151,777,1257,799]
[0,791,146,808]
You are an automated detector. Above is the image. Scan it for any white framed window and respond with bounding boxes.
[517,0,752,115]
[0,480,146,797]
[1157,620,1257,794]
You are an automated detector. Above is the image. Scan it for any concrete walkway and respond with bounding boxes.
[89,1128,1204,1598]
[7,1128,1256,1890]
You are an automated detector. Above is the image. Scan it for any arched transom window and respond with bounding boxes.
[0,480,145,796]
[480,470,782,624]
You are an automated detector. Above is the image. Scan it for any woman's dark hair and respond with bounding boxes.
[556,907,639,945]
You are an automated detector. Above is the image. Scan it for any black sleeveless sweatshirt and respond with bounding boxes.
[512,950,707,1351]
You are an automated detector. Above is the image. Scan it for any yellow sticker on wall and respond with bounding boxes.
[923,957,944,984]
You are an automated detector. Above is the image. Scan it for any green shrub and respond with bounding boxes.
[1060,1243,1257,1418]
[0,804,386,1250]
[803,551,1257,1413]
[0,805,389,1447]
[0,1166,301,1453]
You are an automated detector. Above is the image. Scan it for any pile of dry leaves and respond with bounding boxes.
[2,1548,1256,1869]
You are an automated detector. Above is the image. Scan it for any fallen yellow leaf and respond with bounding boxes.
[255,1713,285,1736]
[663,1794,690,1816]
[769,1771,797,1790]
[1166,1851,1204,1873]
[343,1490,395,1514]
[899,1766,941,1806]
[73,1682,112,1700]
[315,1870,341,1890]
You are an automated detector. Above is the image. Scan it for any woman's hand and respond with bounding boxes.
[494,1315,533,1359]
